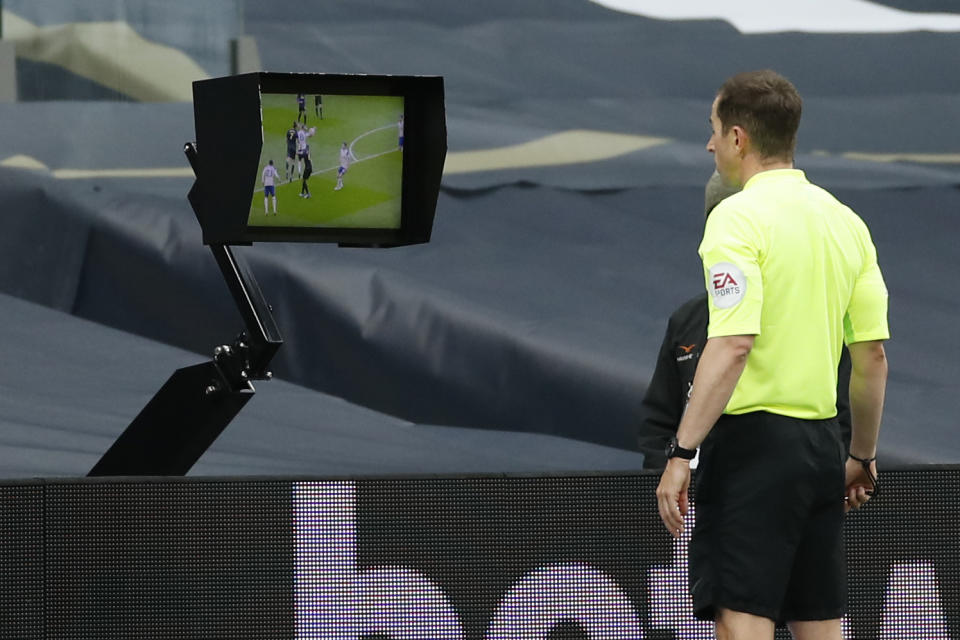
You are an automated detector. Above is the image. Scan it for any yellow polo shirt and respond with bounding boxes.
[699,169,889,419]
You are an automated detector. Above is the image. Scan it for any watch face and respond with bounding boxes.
[665,438,677,459]
[666,437,693,460]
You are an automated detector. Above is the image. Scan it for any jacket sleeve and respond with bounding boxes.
[637,316,685,470]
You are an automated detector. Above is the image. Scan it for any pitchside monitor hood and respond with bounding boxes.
[88,73,445,476]
[190,72,446,247]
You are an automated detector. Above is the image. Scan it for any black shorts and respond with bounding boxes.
[689,411,846,624]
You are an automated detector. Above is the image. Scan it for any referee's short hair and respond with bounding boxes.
[716,70,802,162]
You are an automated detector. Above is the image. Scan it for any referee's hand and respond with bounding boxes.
[844,456,878,512]
[657,458,691,538]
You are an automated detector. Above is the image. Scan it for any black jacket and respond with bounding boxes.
[637,293,852,470]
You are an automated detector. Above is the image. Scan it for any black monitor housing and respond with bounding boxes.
[89,73,445,476]
[191,72,446,246]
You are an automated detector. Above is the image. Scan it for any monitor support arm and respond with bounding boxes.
[88,144,283,476]
[207,242,283,387]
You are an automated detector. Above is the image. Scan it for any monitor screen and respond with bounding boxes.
[249,94,405,231]
[191,73,445,247]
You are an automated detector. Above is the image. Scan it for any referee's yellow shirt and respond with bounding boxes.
[699,169,890,419]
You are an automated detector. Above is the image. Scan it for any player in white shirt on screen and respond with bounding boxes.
[295,124,315,179]
[335,142,352,191]
[295,124,307,178]
[398,114,404,150]
[262,160,279,215]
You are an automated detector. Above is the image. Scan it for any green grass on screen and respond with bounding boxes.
[249,94,404,229]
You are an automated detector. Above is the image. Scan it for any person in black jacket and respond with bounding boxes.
[299,143,313,199]
[636,172,852,470]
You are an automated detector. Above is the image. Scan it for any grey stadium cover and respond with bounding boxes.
[0,0,959,476]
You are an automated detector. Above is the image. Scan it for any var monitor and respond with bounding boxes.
[190,72,446,247]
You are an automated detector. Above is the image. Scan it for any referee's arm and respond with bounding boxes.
[673,334,754,451]
[844,340,887,510]
[656,334,753,536]
[846,340,886,459]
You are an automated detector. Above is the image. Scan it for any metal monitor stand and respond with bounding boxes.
[88,144,283,476]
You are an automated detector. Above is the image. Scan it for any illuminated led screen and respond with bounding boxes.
[0,471,957,639]
[249,93,404,230]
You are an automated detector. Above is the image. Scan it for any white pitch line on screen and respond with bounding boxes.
[349,123,396,160]
[254,123,399,193]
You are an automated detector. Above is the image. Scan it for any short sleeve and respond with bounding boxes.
[844,241,890,344]
[698,203,764,337]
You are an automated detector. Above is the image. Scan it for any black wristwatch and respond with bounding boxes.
[665,436,697,461]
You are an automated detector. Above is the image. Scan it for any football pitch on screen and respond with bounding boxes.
[249,94,404,229]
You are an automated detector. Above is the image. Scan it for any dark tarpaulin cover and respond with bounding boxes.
[0,1,958,475]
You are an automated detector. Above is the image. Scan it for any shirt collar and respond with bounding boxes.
[743,168,807,190]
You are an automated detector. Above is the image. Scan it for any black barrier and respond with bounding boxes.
[1,470,957,639]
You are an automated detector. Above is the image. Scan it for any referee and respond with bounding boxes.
[636,173,853,470]
[656,70,889,639]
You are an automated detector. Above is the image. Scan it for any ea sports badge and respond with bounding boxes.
[709,262,746,309]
